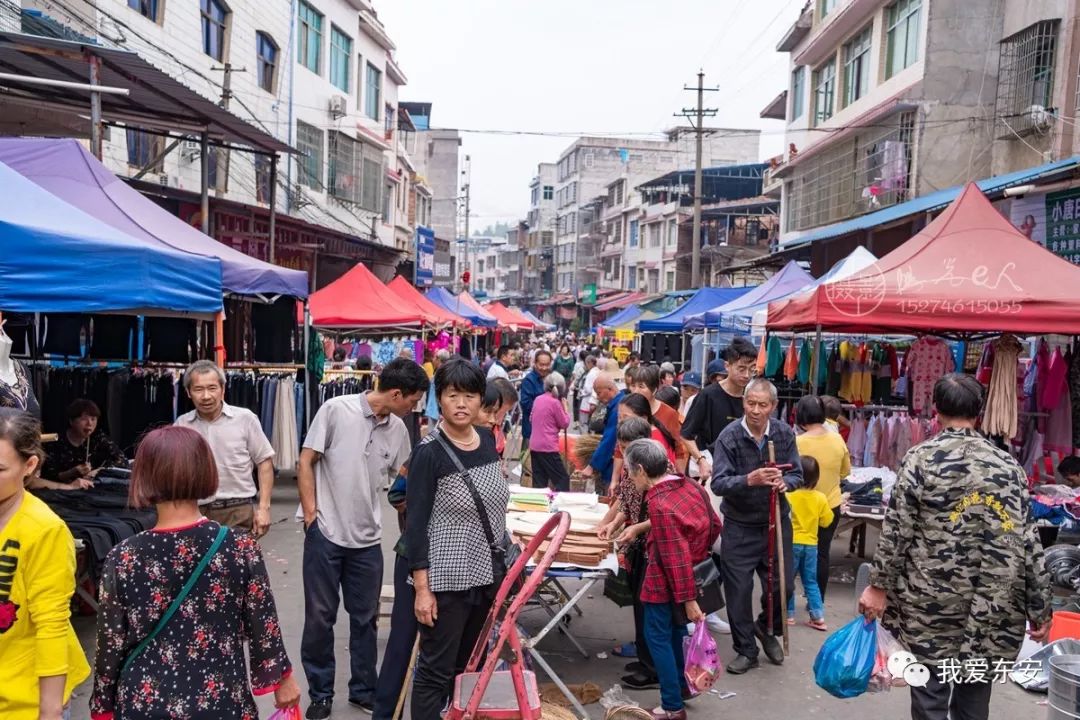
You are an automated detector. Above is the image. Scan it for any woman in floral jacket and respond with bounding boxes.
[90,426,299,720]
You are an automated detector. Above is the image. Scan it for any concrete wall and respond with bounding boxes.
[1,0,19,31]
[413,129,461,244]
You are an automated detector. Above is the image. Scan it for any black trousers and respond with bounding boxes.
[372,555,417,720]
[411,586,494,720]
[910,670,992,720]
[627,545,654,673]
[817,508,841,599]
[720,516,794,660]
[531,450,570,492]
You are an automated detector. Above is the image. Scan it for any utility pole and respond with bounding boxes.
[675,71,718,288]
[462,155,472,280]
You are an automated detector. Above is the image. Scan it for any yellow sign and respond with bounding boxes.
[612,346,630,363]
[614,329,636,342]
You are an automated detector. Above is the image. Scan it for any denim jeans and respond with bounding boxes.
[786,543,824,621]
[372,554,417,720]
[642,602,688,712]
[301,523,383,703]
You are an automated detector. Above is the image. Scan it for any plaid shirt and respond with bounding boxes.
[641,475,721,604]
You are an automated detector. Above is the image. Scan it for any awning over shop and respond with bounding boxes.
[535,293,574,306]
[779,155,1080,249]
[0,160,223,315]
[0,138,308,298]
[309,264,423,328]
[768,183,1080,335]
[425,288,496,328]
[484,302,535,331]
[638,286,756,333]
[753,247,878,331]
[595,291,649,313]
[387,276,469,328]
[684,261,814,330]
[516,309,554,330]
[600,305,643,329]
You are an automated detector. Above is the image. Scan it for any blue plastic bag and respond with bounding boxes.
[813,616,878,699]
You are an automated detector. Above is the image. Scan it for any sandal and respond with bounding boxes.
[785,617,796,626]
[806,619,828,632]
[612,642,638,658]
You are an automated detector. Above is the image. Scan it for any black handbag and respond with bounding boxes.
[432,431,523,592]
[657,482,724,625]
[603,539,643,607]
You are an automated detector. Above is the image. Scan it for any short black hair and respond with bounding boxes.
[1059,456,1080,477]
[795,396,827,426]
[66,398,101,423]
[932,373,984,420]
[481,383,504,411]
[627,352,640,362]
[579,350,589,361]
[491,377,519,405]
[378,357,430,396]
[632,364,661,392]
[497,345,513,361]
[723,337,758,363]
[655,385,680,412]
[332,346,347,362]
[356,356,373,371]
[800,456,820,490]
[435,358,486,398]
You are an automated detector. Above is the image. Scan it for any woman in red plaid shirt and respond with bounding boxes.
[624,439,721,720]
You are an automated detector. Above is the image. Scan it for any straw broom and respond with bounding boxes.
[572,433,601,470]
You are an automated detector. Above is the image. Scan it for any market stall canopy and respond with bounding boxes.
[683,261,813,330]
[638,286,756,332]
[424,288,496,327]
[600,304,643,329]
[456,291,499,326]
[752,247,878,332]
[0,160,223,315]
[0,138,308,298]
[516,309,554,330]
[484,302,535,331]
[594,291,649,313]
[387,276,470,328]
[309,263,423,328]
[768,183,1080,335]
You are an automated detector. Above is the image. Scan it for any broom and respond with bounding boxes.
[572,433,601,470]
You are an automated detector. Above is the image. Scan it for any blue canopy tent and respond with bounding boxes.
[637,287,755,332]
[600,304,643,329]
[683,261,814,331]
[0,160,223,315]
[425,287,496,327]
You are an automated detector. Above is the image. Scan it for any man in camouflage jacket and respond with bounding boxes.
[859,374,1052,720]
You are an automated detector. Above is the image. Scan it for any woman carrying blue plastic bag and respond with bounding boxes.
[813,616,878,699]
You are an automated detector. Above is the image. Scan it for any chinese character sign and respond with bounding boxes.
[1046,188,1080,265]
[415,226,436,287]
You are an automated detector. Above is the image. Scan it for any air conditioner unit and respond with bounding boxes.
[1027,104,1053,132]
[328,95,348,120]
[180,139,201,161]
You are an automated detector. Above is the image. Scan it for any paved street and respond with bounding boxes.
[68,480,1047,719]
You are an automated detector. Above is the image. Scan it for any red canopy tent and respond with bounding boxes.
[387,276,471,328]
[484,302,536,331]
[767,183,1080,336]
[309,263,424,328]
[455,292,498,326]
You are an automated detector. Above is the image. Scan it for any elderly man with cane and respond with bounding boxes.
[711,378,801,674]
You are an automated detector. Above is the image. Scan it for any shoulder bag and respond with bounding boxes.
[431,431,523,593]
[656,481,724,625]
[120,524,229,674]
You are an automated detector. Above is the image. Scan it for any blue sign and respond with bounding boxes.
[415,226,435,287]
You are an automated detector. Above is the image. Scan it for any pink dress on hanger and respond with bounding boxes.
[1041,348,1069,412]
[906,338,955,416]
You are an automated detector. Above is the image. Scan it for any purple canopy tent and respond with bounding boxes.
[0,138,308,298]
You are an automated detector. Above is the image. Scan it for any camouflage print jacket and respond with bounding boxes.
[869,427,1052,663]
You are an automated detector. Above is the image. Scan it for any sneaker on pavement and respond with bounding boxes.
[306,700,332,720]
[754,623,784,665]
[726,654,760,674]
[621,672,660,690]
[348,697,375,714]
[706,612,731,634]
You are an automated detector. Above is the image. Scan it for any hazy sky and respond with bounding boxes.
[377,0,801,228]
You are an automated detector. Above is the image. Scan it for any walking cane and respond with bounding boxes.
[767,441,790,656]
[392,637,420,720]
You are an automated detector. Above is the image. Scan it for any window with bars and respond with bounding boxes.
[885,0,921,79]
[543,185,553,200]
[296,120,323,189]
[997,19,1060,137]
[842,25,872,108]
[629,219,639,247]
[790,66,805,120]
[200,0,229,61]
[298,2,322,74]
[813,61,836,126]
[785,111,915,232]
[330,25,352,92]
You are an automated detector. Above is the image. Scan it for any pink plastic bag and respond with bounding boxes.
[683,621,721,695]
[267,708,302,720]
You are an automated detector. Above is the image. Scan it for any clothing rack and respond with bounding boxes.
[842,403,909,413]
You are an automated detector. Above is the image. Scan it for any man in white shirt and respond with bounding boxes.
[298,357,430,719]
[486,345,514,381]
[176,360,275,537]
[578,355,601,427]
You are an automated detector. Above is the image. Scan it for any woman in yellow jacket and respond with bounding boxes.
[0,409,90,720]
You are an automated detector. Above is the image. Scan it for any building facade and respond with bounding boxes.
[523,162,556,298]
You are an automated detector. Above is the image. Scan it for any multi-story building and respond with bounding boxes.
[20,0,416,283]
[767,0,1080,272]
[523,163,556,298]
[404,101,462,284]
[552,130,759,294]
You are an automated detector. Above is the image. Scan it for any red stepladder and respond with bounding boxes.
[447,511,572,720]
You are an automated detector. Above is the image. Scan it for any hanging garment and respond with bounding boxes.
[847,415,867,467]
[856,343,873,404]
[905,337,955,416]
[838,341,856,401]
[1041,347,1069,412]
[1046,391,1074,456]
[797,339,812,385]
[783,338,798,381]
[825,344,842,397]
[983,334,1023,440]
[864,416,881,467]
[271,377,298,471]
[976,342,995,385]
[764,336,785,378]
[1070,345,1080,449]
